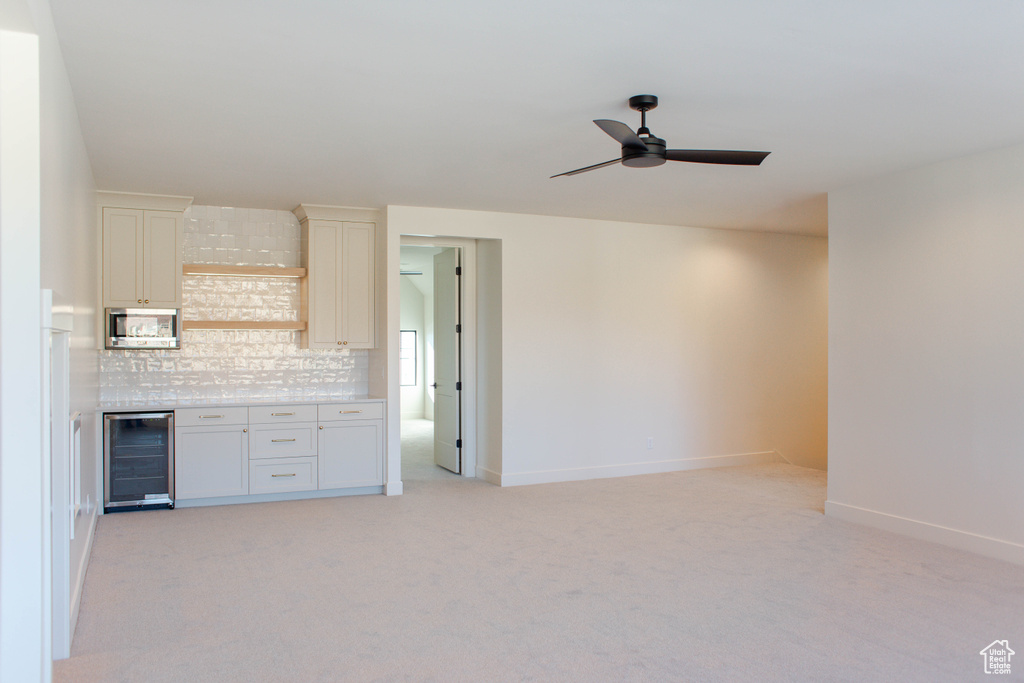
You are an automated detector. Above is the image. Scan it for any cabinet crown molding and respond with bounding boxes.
[97,191,193,212]
[293,204,380,223]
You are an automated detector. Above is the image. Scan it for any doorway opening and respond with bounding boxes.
[398,240,470,483]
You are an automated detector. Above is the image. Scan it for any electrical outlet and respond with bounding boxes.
[647,437,654,450]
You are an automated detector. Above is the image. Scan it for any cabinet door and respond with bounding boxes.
[174,425,249,499]
[143,210,182,308]
[340,222,375,348]
[308,222,340,348]
[318,420,382,489]
[102,208,144,307]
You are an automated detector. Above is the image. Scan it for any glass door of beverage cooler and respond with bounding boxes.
[104,412,174,511]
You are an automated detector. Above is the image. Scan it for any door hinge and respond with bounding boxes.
[456,381,462,391]
[455,323,461,333]
[456,438,462,448]
[455,266,462,276]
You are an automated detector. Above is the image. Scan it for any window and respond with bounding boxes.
[400,330,417,386]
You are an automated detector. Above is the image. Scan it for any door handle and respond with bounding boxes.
[431,383,438,388]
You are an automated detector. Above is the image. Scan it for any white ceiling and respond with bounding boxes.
[48,0,1024,236]
[400,246,442,297]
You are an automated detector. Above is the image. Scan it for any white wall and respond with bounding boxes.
[32,0,100,645]
[828,142,1024,564]
[476,239,503,477]
[387,206,828,485]
[2,0,101,676]
[0,23,45,683]
[399,275,426,418]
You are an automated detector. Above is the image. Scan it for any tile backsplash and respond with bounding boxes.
[99,205,369,405]
[183,205,303,267]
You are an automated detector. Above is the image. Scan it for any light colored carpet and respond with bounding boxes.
[55,428,1022,682]
[396,418,461,485]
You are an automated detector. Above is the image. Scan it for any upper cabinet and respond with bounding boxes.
[99,192,192,309]
[294,205,378,350]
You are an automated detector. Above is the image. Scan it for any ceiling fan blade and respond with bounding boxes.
[594,120,648,150]
[550,158,622,178]
[665,149,770,165]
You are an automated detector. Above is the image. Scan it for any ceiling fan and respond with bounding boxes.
[552,95,770,178]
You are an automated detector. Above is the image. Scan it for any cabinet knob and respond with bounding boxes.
[343,341,348,345]
[144,299,149,304]
[137,299,143,304]
[337,341,342,345]
[319,425,323,430]
[242,428,247,433]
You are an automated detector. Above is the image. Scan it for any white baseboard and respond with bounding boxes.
[825,500,1024,565]
[495,451,784,487]
[174,486,383,507]
[384,481,403,496]
[69,508,98,650]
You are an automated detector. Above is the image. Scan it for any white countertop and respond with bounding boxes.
[97,397,385,413]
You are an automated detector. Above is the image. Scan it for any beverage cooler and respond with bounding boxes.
[104,412,174,512]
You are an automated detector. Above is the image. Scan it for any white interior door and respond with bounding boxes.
[433,248,461,473]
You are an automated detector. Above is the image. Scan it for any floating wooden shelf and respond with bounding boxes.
[182,264,307,278]
[182,320,307,331]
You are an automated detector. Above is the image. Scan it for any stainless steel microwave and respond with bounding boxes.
[105,308,181,349]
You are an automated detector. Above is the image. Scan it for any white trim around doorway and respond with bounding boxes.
[398,236,478,481]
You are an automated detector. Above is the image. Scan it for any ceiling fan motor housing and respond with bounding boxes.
[623,135,667,167]
[629,94,659,111]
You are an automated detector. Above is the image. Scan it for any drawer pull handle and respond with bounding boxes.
[271,438,297,443]
[199,415,224,419]
[339,410,362,414]
[271,473,296,478]
[271,412,295,416]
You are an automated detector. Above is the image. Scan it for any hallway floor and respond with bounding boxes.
[400,417,461,485]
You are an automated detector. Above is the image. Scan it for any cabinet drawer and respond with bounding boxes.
[248,404,317,424]
[249,423,317,459]
[175,406,248,427]
[317,402,383,422]
[249,456,317,494]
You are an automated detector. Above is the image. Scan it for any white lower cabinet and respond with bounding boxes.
[175,424,249,499]
[173,401,384,505]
